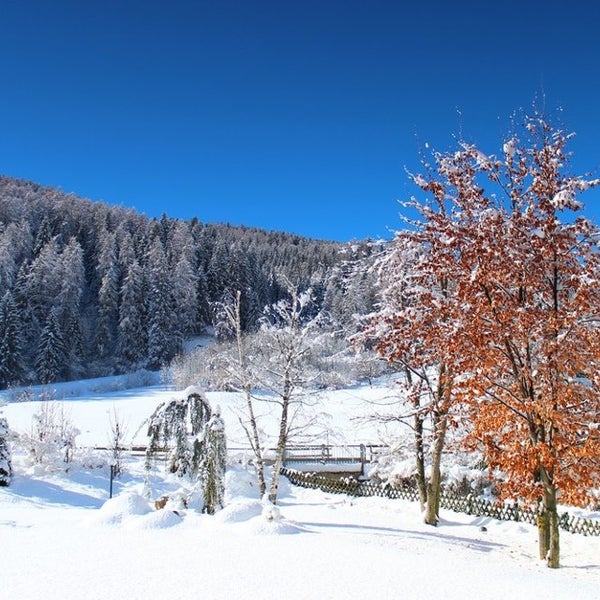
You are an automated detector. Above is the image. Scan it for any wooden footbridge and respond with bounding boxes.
[105,443,387,477]
[233,443,386,476]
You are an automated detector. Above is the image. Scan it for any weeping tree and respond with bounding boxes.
[146,390,212,476]
[145,389,227,513]
[0,416,11,486]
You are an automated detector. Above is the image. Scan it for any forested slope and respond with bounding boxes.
[0,176,380,386]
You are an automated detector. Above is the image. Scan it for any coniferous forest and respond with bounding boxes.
[0,176,381,387]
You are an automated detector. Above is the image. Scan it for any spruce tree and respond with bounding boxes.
[146,238,175,368]
[0,291,25,389]
[0,416,12,486]
[36,310,67,384]
[118,260,147,367]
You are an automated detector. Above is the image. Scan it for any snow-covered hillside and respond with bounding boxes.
[1,377,600,599]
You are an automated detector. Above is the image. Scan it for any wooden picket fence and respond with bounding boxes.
[280,468,600,537]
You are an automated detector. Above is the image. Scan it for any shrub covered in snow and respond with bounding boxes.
[369,447,490,497]
[18,402,79,471]
[0,416,12,486]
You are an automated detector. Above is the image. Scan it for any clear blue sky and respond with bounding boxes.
[1,0,599,242]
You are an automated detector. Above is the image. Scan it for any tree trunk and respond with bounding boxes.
[267,379,291,505]
[414,401,427,511]
[547,506,560,569]
[539,468,560,568]
[245,388,267,497]
[537,512,550,561]
[232,290,266,498]
[406,366,427,511]
[424,411,448,526]
[415,415,427,511]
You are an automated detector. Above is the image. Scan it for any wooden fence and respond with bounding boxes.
[280,468,600,537]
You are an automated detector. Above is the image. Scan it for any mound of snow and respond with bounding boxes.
[215,498,264,524]
[224,465,261,501]
[124,508,183,530]
[92,492,152,526]
[243,503,304,535]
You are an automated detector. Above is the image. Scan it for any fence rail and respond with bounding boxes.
[280,468,600,537]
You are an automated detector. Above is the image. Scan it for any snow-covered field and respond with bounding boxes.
[2,376,600,599]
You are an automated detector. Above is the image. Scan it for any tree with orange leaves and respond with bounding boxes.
[371,108,600,567]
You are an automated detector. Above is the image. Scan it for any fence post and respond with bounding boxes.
[109,464,116,499]
[321,444,328,464]
[360,444,366,477]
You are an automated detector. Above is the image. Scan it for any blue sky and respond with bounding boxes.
[1,0,599,242]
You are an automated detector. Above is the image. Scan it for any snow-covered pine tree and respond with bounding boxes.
[172,249,199,343]
[96,251,121,359]
[145,391,212,477]
[36,309,68,384]
[118,260,147,366]
[146,237,176,368]
[0,291,25,389]
[0,416,12,486]
[199,408,226,514]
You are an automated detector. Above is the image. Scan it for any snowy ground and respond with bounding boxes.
[2,376,600,599]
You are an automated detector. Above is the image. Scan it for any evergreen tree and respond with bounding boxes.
[0,221,32,295]
[32,216,54,257]
[0,291,25,388]
[0,416,12,486]
[118,260,147,366]
[65,315,85,379]
[0,175,349,382]
[145,391,212,477]
[56,238,85,321]
[96,257,121,359]
[200,409,226,514]
[172,250,198,341]
[36,310,67,384]
[146,238,175,368]
[25,237,62,330]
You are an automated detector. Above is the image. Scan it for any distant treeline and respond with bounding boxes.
[0,176,382,387]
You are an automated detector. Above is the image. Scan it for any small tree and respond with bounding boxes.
[145,390,212,476]
[253,280,317,504]
[146,389,227,513]
[363,224,463,526]
[213,290,267,497]
[21,401,79,469]
[108,408,128,478]
[199,408,227,514]
[0,416,12,486]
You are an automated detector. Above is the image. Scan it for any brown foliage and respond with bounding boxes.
[371,110,600,510]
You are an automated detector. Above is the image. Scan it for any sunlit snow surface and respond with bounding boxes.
[2,375,600,599]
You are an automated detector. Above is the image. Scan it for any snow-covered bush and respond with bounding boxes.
[443,463,491,498]
[0,416,12,486]
[19,401,79,470]
[369,446,490,497]
[368,452,417,489]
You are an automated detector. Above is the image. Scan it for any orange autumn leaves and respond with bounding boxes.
[373,113,600,508]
